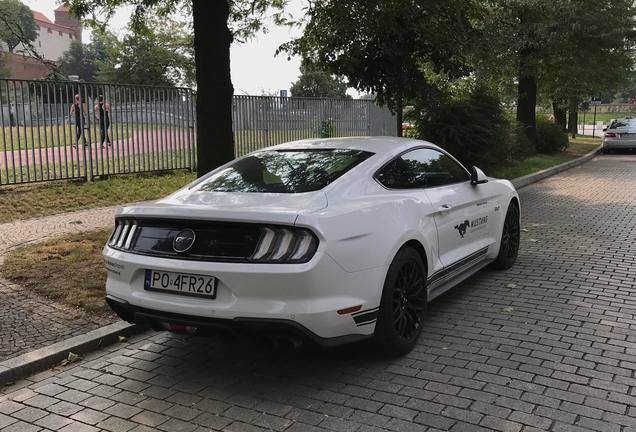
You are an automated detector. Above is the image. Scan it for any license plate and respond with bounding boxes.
[144,269,217,299]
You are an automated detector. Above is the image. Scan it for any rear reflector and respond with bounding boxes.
[161,322,198,334]
[337,305,363,315]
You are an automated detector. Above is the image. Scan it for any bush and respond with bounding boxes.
[536,117,569,153]
[416,86,530,171]
[318,118,335,138]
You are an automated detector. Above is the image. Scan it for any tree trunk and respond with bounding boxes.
[516,48,537,148]
[193,0,234,177]
[396,96,403,137]
[568,99,578,138]
[552,100,567,131]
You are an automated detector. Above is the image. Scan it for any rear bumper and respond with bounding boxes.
[604,140,636,149]
[106,296,370,347]
[104,245,386,340]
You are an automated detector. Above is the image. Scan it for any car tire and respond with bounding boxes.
[374,247,427,356]
[491,202,520,270]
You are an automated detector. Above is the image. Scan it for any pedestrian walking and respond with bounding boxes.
[69,94,87,147]
[94,95,111,148]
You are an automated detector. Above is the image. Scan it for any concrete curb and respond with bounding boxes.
[0,145,602,386]
[0,321,142,386]
[511,145,602,189]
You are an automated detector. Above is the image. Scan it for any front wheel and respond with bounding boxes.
[491,202,520,270]
[374,247,427,356]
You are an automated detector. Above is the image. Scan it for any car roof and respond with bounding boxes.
[267,136,441,156]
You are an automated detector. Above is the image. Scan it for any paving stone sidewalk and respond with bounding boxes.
[0,206,120,361]
[2,153,636,432]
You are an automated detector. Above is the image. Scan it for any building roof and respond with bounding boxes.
[54,4,70,12]
[31,9,77,34]
[32,11,53,24]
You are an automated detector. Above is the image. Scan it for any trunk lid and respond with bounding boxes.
[117,190,328,225]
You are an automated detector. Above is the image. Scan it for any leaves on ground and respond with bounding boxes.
[502,306,514,313]
[61,351,82,366]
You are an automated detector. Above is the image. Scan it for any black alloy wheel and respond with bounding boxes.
[375,247,427,356]
[492,202,520,269]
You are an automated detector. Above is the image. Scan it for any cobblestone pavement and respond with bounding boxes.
[2,153,636,432]
[0,206,119,361]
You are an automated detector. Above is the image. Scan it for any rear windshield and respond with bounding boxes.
[197,149,373,193]
[609,119,636,129]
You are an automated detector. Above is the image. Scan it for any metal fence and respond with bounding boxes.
[0,79,196,186]
[232,95,396,156]
[0,79,396,186]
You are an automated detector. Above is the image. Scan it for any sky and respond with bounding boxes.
[23,0,316,96]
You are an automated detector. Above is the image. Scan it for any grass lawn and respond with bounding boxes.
[0,170,195,223]
[578,111,636,124]
[490,136,601,180]
[2,228,113,315]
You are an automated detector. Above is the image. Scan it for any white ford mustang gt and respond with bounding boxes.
[104,137,520,355]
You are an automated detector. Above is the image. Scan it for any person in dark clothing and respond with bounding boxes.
[69,94,86,147]
[94,95,111,148]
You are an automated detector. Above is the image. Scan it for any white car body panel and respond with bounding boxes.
[603,118,636,149]
[104,137,519,345]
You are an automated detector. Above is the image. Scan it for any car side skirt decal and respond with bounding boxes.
[352,307,379,327]
[427,247,489,290]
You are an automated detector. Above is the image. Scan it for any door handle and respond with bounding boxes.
[438,204,452,212]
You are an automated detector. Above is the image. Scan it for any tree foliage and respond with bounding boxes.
[290,59,349,98]
[417,86,526,170]
[473,0,636,139]
[59,36,109,81]
[283,0,478,135]
[94,19,194,87]
[0,0,37,52]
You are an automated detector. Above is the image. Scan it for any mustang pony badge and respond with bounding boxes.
[454,220,470,238]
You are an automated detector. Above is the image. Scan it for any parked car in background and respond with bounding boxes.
[103,137,520,355]
[603,117,636,153]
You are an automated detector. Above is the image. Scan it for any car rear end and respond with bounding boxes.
[604,118,636,151]
[103,147,384,346]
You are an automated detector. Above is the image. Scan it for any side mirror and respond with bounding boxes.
[471,166,488,185]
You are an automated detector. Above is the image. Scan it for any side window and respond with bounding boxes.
[376,148,469,189]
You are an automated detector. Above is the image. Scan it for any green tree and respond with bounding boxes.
[283,0,478,136]
[290,59,349,98]
[474,0,636,143]
[59,39,105,81]
[541,0,636,136]
[96,20,194,87]
[67,0,289,177]
[0,0,37,52]
[471,0,559,147]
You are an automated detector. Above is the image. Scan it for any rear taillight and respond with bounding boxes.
[605,132,617,138]
[108,220,138,250]
[251,226,318,263]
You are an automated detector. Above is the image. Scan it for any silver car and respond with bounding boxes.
[603,117,636,152]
